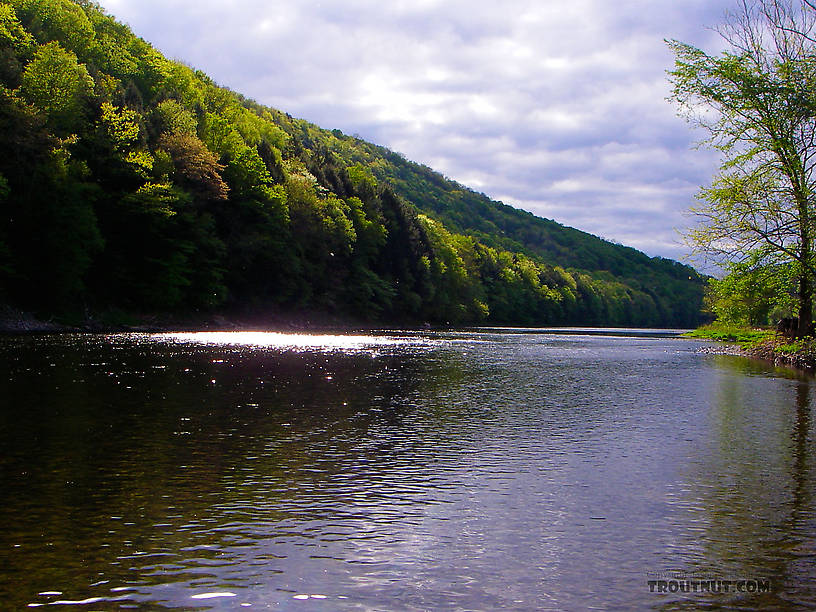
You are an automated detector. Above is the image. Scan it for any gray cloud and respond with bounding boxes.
[103,0,732,266]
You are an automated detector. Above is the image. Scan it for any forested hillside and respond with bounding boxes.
[0,0,706,327]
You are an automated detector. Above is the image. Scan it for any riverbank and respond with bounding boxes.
[0,304,379,334]
[685,324,816,371]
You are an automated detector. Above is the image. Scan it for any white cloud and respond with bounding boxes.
[100,0,733,264]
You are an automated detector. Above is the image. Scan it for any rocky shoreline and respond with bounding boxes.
[0,306,70,332]
[698,336,816,372]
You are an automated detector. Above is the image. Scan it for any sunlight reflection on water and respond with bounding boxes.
[151,331,427,351]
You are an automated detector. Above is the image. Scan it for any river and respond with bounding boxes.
[0,329,814,610]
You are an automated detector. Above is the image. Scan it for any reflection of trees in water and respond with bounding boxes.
[712,353,809,381]
[779,382,816,607]
[661,357,816,610]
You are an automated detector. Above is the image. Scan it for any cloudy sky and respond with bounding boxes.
[103,0,735,265]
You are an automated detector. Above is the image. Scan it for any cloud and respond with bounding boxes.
[102,0,733,265]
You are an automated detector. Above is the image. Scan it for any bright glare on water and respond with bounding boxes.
[0,330,815,610]
[153,331,420,350]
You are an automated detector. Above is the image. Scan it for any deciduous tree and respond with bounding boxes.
[669,0,816,334]
[19,41,93,133]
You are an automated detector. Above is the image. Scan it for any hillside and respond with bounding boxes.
[0,0,706,327]
[274,116,706,324]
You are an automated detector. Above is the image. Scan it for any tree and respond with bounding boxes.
[97,101,153,179]
[7,0,95,56]
[151,99,197,136]
[19,41,93,134]
[668,0,816,335]
[0,4,35,57]
[705,251,797,325]
[157,131,228,202]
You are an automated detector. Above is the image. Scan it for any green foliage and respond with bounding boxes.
[98,101,152,177]
[705,254,797,326]
[0,4,34,55]
[19,40,93,133]
[774,340,803,354]
[8,0,94,55]
[347,162,377,192]
[152,99,197,136]
[668,1,816,335]
[85,11,139,80]
[0,0,707,327]
[200,111,243,158]
[273,116,705,327]
[417,215,485,323]
[224,144,280,203]
[684,323,773,348]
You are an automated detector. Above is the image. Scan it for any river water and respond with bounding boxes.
[0,329,814,610]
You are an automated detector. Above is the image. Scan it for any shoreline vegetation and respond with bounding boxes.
[0,304,378,334]
[0,304,694,335]
[685,324,816,372]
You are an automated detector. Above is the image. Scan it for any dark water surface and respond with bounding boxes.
[1,330,815,610]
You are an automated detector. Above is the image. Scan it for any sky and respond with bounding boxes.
[102,0,736,266]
